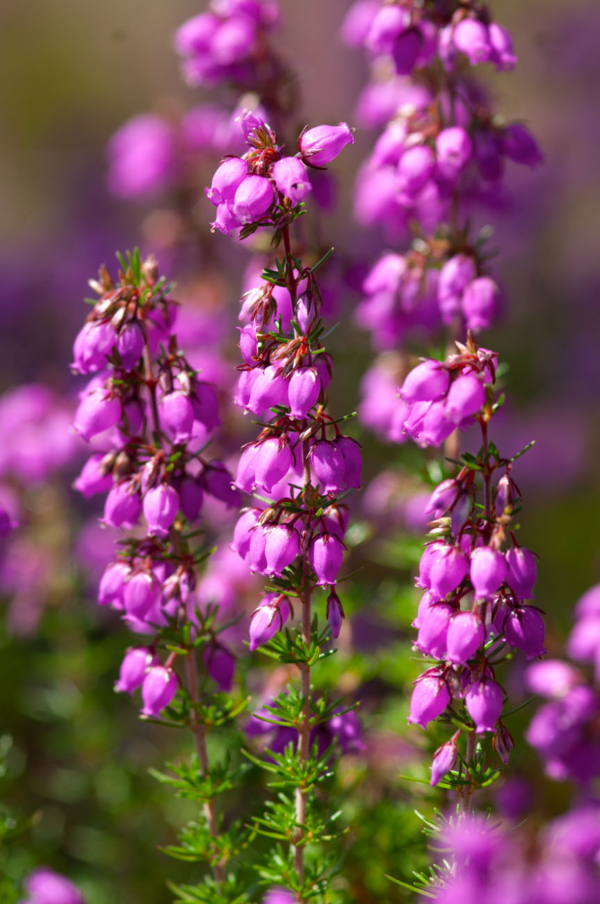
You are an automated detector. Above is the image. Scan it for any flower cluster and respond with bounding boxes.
[107,105,247,200]
[404,338,542,787]
[174,0,281,88]
[206,110,357,895]
[526,584,600,786]
[420,808,600,903]
[71,251,238,716]
[205,117,353,236]
[356,241,501,351]
[207,118,358,649]
[343,0,542,403]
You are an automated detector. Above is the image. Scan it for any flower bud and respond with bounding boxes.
[74,386,122,441]
[416,602,454,659]
[400,359,449,403]
[429,544,469,600]
[233,174,274,224]
[116,322,144,370]
[504,606,545,659]
[247,522,268,573]
[397,145,435,197]
[465,678,503,733]
[493,722,515,764]
[391,26,423,75]
[435,126,473,182]
[98,561,131,608]
[239,324,258,365]
[462,277,500,333]
[179,475,204,521]
[310,440,346,494]
[326,589,345,638]
[425,478,461,517]
[205,156,248,206]
[123,571,161,619]
[115,647,156,694]
[264,524,300,576]
[203,462,241,508]
[470,547,507,600]
[446,611,485,665]
[431,733,459,786]
[299,123,354,166]
[143,483,180,537]
[505,547,537,600]
[489,23,517,71]
[408,672,450,728]
[248,365,289,413]
[334,436,362,489]
[452,18,493,66]
[141,665,178,717]
[525,660,580,699]
[254,437,294,493]
[230,508,261,560]
[73,453,113,498]
[159,391,194,444]
[445,372,486,424]
[288,367,321,418]
[72,320,115,374]
[204,644,235,691]
[103,479,142,529]
[309,533,344,586]
[249,594,292,651]
[272,156,312,204]
[191,381,221,431]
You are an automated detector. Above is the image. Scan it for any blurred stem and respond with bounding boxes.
[184,651,227,886]
[460,732,478,811]
[293,438,313,892]
[144,328,225,884]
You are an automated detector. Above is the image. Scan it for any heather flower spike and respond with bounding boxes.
[205,109,358,894]
[72,250,240,889]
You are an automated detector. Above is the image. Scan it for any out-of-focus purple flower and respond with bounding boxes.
[107,114,176,199]
[204,644,236,691]
[24,868,83,904]
[115,647,156,694]
[141,665,178,717]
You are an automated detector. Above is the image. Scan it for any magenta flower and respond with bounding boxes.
[249,594,292,651]
[309,534,344,586]
[446,611,485,665]
[24,868,83,904]
[143,484,180,538]
[465,678,503,733]
[299,123,354,166]
[272,157,312,204]
[431,734,459,786]
[115,647,156,694]
[264,525,300,576]
[233,174,274,224]
[408,672,450,729]
[470,547,507,600]
[141,665,178,717]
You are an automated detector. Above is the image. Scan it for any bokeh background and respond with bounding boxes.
[0,0,599,901]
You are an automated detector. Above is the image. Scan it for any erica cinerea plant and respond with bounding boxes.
[205,112,357,898]
[398,335,542,797]
[71,250,254,902]
[342,0,542,434]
